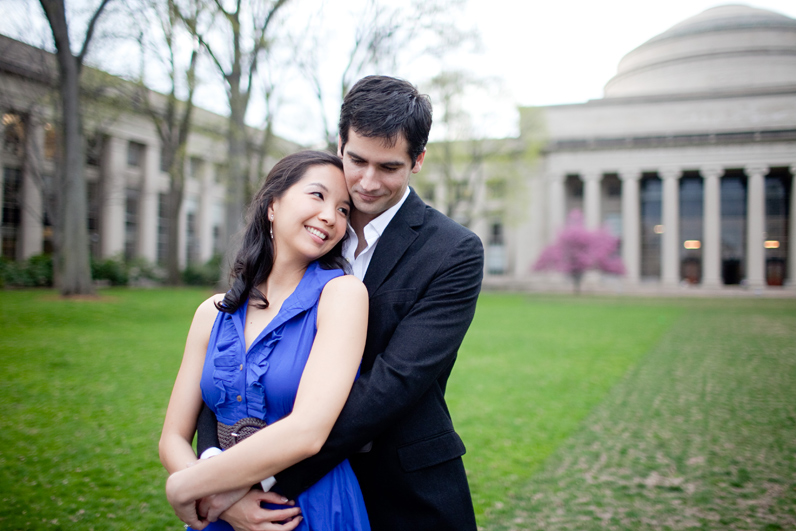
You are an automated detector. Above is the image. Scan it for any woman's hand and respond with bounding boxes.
[221,490,302,531]
[166,469,208,530]
[197,486,251,523]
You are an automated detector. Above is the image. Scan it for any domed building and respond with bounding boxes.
[491,4,795,291]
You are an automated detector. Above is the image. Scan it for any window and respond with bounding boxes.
[185,197,200,265]
[214,163,227,184]
[87,181,100,258]
[157,193,170,264]
[3,113,25,156]
[640,174,662,279]
[489,222,504,246]
[127,141,144,167]
[125,189,140,260]
[189,157,203,181]
[2,167,22,259]
[487,222,506,275]
[160,145,170,172]
[44,123,57,160]
[487,179,506,200]
[212,203,224,255]
[86,134,102,166]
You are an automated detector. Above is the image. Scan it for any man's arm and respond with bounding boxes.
[276,231,484,497]
[196,402,220,457]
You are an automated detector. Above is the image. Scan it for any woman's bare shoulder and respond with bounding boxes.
[193,293,226,323]
[322,274,367,299]
[318,275,367,315]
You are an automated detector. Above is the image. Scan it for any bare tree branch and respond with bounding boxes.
[77,0,114,66]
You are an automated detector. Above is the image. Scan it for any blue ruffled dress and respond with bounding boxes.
[197,261,370,531]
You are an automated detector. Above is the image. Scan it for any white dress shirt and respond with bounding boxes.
[343,187,411,280]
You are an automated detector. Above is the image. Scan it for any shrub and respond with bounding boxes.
[126,257,165,285]
[182,254,223,286]
[91,256,129,286]
[0,254,54,288]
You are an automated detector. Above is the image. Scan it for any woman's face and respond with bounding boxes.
[269,164,351,263]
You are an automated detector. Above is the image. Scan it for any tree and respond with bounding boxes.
[136,0,201,285]
[181,0,291,265]
[295,0,477,150]
[38,0,113,295]
[419,69,527,229]
[533,209,625,294]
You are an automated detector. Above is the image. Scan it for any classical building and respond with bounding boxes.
[432,4,795,291]
[0,34,295,269]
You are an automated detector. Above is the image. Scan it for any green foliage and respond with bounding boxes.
[126,257,166,285]
[90,256,164,287]
[0,254,54,288]
[182,254,223,286]
[91,256,129,285]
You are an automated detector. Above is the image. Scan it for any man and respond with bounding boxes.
[203,75,483,530]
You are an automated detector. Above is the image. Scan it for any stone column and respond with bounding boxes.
[582,171,602,229]
[548,173,566,240]
[619,169,641,284]
[701,166,723,287]
[138,142,159,263]
[745,164,767,288]
[20,118,44,258]
[789,164,796,288]
[100,136,127,258]
[660,167,681,286]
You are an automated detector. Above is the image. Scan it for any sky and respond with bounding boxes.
[2,0,795,145]
[446,0,796,139]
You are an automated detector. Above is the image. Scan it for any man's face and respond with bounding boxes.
[339,129,425,224]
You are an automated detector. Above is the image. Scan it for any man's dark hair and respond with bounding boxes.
[339,75,432,165]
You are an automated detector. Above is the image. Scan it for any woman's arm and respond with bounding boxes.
[165,275,368,510]
[159,294,224,475]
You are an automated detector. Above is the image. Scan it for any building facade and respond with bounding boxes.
[0,35,294,270]
[425,5,796,291]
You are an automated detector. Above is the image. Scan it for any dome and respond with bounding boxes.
[603,4,796,98]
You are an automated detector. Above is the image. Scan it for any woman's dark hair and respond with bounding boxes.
[339,75,432,166]
[216,150,347,314]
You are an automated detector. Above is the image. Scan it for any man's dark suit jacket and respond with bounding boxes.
[199,190,483,531]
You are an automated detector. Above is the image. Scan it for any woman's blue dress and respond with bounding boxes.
[197,261,370,531]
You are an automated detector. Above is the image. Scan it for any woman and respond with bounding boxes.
[159,151,370,531]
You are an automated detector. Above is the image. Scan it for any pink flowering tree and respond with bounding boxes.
[533,209,625,294]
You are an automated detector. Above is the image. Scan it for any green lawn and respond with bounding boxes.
[466,296,796,530]
[1,290,795,530]
[0,288,213,530]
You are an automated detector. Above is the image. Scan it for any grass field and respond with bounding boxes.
[0,289,794,530]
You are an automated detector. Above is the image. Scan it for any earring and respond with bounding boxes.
[269,214,274,240]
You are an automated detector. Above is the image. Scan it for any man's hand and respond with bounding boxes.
[197,486,251,523]
[221,490,302,531]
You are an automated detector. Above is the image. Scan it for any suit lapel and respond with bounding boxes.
[363,190,425,294]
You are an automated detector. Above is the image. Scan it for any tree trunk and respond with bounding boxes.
[40,0,110,296]
[220,83,249,287]
[165,181,183,285]
[54,30,93,295]
[572,271,583,295]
